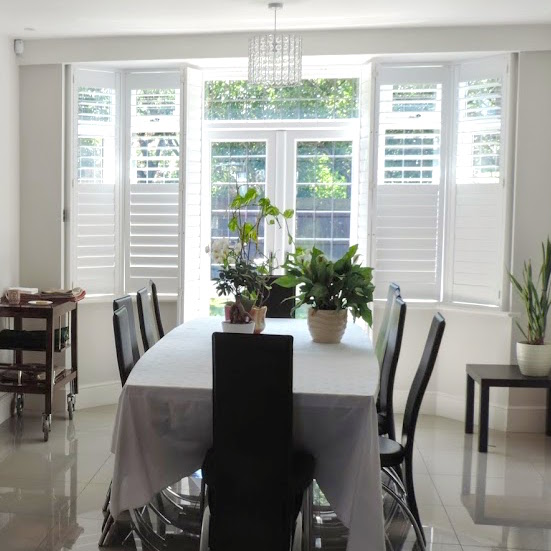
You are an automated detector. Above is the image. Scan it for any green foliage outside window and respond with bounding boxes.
[204,78,359,120]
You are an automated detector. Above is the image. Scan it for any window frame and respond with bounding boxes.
[370,57,512,309]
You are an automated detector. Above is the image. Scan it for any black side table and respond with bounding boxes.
[465,364,551,453]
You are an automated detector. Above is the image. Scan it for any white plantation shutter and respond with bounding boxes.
[448,57,508,305]
[73,69,119,297]
[180,66,205,322]
[125,73,181,295]
[373,67,446,300]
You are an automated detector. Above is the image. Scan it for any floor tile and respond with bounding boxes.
[0,512,55,551]
[445,505,551,550]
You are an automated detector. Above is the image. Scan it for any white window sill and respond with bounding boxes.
[79,295,178,306]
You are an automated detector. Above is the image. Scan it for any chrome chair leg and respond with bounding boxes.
[199,504,210,551]
[102,481,112,513]
[382,483,426,551]
[383,466,406,496]
[302,483,313,551]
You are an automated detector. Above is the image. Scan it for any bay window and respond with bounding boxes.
[70,57,512,315]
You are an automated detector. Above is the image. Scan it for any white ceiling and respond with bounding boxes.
[2,0,551,39]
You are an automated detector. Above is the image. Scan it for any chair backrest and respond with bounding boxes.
[113,306,137,386]
[265,276,295,319]
[378,296,407,419]
[375,283,401,367]
[136,287,157,352]
[149,280,165,338]
[113,295,140,364]
[211,332,294,551]
[401,313,446,456]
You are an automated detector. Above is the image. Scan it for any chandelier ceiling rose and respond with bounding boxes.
[248,1,303,87]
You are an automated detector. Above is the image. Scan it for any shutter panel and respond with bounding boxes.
[374,67,445,300]
[74,69,119,297]
[180,66,205,322]
[449,57,507,305]
[358,63,373,264]
[126,73,181,295]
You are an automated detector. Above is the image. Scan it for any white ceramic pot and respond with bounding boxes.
[307,308,348,344]
[516,342,551,377]
[221,321,256,334]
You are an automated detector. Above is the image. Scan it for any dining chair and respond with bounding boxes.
[265,276,295,318]
[113,306,137,386]
[137,286,158,352]
[113,296,140,364]
[200,332,315,551]
[378,296,407,441]
[374,283,401,367]
[378,313,446,550]
[149,279,165,338]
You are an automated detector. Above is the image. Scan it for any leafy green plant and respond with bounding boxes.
[509,238,551,345]
[213,184,294,309]
[275,245,375,326]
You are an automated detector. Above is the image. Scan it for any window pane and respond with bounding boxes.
[127,87,180,293]
[210,141,267,279]
[75,85,117,297]
[294,141,352,260]
[204,79,359,121]
[456,79,502,184]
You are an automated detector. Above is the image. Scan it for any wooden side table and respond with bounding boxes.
[0,298,79,441]
[465,364,551,453]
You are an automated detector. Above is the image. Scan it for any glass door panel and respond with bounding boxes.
[294,140,354,260]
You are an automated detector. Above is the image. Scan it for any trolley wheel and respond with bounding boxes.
[67,394,76,420]
[15,394,24,417]
[42,414,51,442]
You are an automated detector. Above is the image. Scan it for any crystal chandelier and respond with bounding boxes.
[248,2,302,87]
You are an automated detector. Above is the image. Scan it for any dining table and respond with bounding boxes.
[110,316,385,551]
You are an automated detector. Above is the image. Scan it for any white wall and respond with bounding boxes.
[19,64,64,289]
[377,305,514,431]
[76,301,178,409]
[507,51,551,430]
[14,24,551,66]
[0,37,20,420]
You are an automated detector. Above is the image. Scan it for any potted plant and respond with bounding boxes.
[510,238,551,376]
[213,183,293,332]
[275,245,375,343]
[221,300,256,334]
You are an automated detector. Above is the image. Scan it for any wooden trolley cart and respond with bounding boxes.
[0,298,78,441]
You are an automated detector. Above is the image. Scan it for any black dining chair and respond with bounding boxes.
[149,279,165,338]
[137,286,158,352]
[378,313,446,549]
[375,283,401,367]
[113,296,140,364]
[378,296,407,441]
[113,306,137,387]
[265,276,295,319]
[200,333,315,551]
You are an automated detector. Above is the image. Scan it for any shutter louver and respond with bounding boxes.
[181,66,205,321]
[126,77,181,295]
[450,61,506,305]
[74,71,118,297]
[374,77,444,300]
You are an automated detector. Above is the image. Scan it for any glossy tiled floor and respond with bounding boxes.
[0,405,550,550]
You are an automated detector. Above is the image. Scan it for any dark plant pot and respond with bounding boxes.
[264,275,296,319]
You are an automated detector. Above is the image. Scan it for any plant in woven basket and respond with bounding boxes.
[276,245,375,326]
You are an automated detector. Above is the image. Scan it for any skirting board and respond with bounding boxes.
[394,390,547,433]
[7,381,122,416]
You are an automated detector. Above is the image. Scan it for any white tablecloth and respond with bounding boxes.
[111,317,384,551]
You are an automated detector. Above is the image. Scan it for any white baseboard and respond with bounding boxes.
[19,380,121,414]
[74,381,121,410]
[394,389,546,433]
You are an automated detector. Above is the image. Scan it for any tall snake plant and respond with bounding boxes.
[509,238,551,345]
